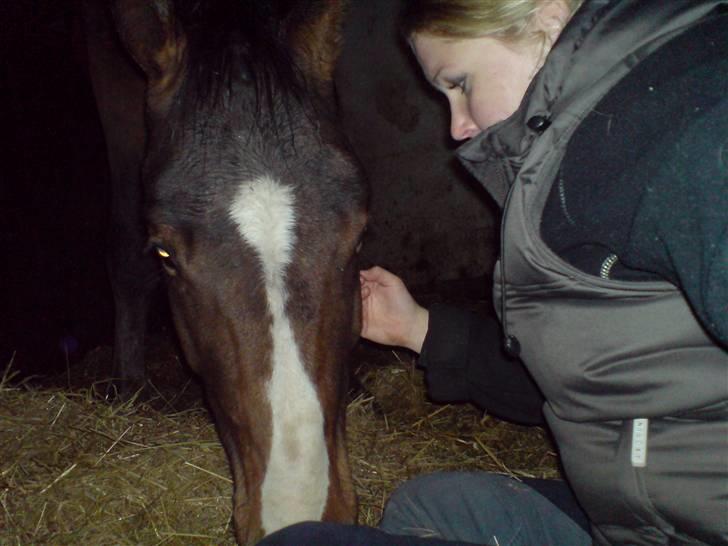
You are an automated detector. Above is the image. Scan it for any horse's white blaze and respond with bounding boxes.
[230,175,329,534]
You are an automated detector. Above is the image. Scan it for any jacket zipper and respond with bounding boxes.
[600,253,619,279]
[499,167,521,358]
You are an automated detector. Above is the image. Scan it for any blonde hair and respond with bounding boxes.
[400,0,584,44]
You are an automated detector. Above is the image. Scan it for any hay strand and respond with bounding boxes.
[0,345,558,542]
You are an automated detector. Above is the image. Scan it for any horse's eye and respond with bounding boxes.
[154,246,177,275]
[156,247,171,259]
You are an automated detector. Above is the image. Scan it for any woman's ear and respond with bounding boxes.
[531,0,573,45]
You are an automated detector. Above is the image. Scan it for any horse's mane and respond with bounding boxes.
[174,0,305,116]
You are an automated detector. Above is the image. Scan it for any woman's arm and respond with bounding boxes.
[419,303,544,425]
[360,267,545,425]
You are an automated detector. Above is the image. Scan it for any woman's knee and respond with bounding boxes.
[385,472,520,512]
[379,472,522,538]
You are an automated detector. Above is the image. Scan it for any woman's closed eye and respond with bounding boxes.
[445,76,467,94]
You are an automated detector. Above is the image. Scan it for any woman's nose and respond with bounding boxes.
[450,107,479,141]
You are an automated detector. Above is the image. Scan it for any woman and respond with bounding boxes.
[262,0,728,544]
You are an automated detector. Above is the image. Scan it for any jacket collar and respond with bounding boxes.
[455,0,725,207]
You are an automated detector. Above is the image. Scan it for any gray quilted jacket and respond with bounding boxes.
[456,1,728,544]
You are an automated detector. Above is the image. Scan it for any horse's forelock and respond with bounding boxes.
[173,0,305,118]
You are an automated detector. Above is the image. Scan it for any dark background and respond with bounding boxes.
[1,1,497,379]
[2,2,116,376]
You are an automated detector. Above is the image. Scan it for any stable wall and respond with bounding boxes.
[336,0,499,292]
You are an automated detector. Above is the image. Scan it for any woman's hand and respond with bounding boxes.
[360,266,429,353]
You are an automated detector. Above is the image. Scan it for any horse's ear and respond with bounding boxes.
[288,0,348,94]
[112,0,185,94]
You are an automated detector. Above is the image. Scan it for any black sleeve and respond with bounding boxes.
[418,303,545,426]
[624,96,728,348]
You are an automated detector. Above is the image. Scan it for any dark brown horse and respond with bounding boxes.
[82,1,367,543]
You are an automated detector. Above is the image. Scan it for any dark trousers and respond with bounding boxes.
[258,472,591,545]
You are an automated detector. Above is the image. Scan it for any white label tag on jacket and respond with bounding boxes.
[631,418,649,468]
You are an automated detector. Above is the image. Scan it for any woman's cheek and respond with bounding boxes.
[472,91,519,130]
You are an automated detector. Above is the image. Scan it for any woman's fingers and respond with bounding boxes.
[360,265,398,285]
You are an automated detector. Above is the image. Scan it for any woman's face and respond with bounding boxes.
[412,32,546,140]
